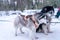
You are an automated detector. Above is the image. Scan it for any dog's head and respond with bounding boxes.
[36,6,54,20]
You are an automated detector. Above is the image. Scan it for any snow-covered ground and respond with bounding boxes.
[0,15,60,40]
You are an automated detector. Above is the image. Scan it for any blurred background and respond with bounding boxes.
[0,0,60,11]
[0,0,60,16]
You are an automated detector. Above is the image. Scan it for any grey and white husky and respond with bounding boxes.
[14,15,38,40]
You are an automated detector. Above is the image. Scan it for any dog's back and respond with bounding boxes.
[14,15,27,27]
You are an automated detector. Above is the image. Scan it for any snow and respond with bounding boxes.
[0,15,30,40]
[0,15,60,40]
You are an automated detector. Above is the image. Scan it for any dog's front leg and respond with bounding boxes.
[19,27,24,34]
[47,23,52,33]
[15,26,18,36]
[42,24,48,35]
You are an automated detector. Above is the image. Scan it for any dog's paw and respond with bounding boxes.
[45,33,48,35]
[15,34,18,36]
[35,37,39,39]
[44,33,48,35]
[48,31,53,33]
[21,32,24,34]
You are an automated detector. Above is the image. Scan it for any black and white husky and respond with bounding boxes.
[35,6,54,35]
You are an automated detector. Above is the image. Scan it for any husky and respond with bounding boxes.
[14,14,38,40]
[35,6,54,35]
